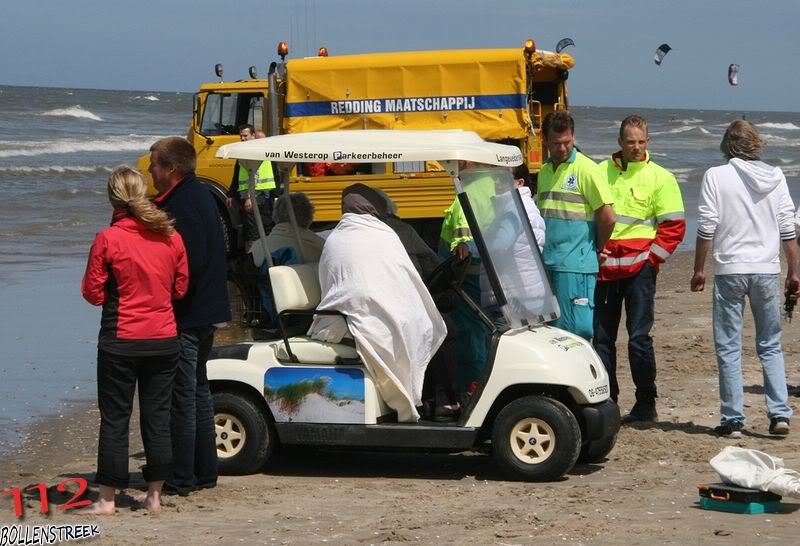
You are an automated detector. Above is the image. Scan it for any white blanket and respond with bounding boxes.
[308,213,447,422]
[711,446,800,498]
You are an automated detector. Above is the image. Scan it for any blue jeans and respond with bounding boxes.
[713,274,792,425]
[170,325,218,491]
[593,264,658,405]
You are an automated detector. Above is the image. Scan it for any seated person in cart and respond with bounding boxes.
[308,185,448,422]
[265,192,325,263]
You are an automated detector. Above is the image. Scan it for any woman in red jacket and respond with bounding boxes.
[81,166,189,514]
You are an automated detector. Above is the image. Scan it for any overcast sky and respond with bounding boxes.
[2,0,798,112]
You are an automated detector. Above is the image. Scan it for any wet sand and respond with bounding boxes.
[3,251,800,544]
[0,261,99,453]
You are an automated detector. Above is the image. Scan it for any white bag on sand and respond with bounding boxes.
[710,446,800,498]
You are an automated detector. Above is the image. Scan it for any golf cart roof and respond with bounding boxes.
[216,129,523,167]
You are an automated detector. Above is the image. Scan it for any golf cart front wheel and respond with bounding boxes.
[214,391,274,475]
[492,395,581,481]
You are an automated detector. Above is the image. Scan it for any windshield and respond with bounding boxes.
[459,166,560,328]
[200,92,264,136]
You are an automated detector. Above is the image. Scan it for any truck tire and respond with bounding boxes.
[491,395,581,481]
[578,432,617,464]
[214,391,274,475]
[218,207,235,257]
[197,179,237,258]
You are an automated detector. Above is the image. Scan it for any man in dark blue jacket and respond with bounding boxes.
[151,137,231,495]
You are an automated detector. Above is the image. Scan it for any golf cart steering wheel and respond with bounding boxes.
[426,254,470,297]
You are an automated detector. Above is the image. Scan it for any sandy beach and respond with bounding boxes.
[3,251,800,544]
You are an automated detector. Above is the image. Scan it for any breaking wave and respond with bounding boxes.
[670,167,696,184]
[0,135,165,158]
[756,122,800,131]
[761,134,800,147]
[650,126,712,136]
[0,165,113,174]
[51,187,106,199]
[669,118,703,124]
[39,105,103,121]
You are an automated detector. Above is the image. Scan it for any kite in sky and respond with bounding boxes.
[555,38,575,53]
[654,43,672,66]
[728,64,740,86]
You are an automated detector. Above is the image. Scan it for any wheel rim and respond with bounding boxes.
[216,412,246,459]
[508,417,555,465]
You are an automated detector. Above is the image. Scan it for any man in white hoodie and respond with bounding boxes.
[691,120,799,438]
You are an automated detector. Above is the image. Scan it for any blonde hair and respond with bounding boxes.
[108,166,175,235]
[720,120,764,161]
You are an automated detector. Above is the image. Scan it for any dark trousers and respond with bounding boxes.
[243,192,274,242]
[95,349,177,488]
[422,314,458,407]
[169,326,218,491]
[593,264,658,406]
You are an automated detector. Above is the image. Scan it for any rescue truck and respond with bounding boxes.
[136,41,575,324]
[138,40,573,231]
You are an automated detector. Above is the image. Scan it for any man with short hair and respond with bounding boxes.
[227,124,276,246]
[537,111,615,339]
[595,115,685,424]
[691,120,797,438]
[150,136,231,495]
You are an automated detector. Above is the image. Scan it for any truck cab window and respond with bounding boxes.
[200,93,264,136]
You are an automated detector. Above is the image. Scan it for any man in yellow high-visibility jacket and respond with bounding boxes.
[438,166,496,399]
[595,114,686,424]
[226,124,276,245]
[537,111,616,340]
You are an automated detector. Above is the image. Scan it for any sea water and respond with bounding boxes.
[1,84,799,453]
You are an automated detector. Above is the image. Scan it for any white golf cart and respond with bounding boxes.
[208,130,619,481]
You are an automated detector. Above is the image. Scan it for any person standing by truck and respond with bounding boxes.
[226,124,276,247]
[537,111,615,339]
[594,115,685,424]
[150,137,231,496]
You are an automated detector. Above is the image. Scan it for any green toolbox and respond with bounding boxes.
[698,482,782,514]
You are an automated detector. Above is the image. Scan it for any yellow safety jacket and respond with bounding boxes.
[439,173,495,277]
[598,151,685,281]
[537,148,613,273]
[237,161,276,193]
[440,198,473,252]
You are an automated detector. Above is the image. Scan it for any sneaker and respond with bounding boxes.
[714,422,744,438]
[769,417,790,436]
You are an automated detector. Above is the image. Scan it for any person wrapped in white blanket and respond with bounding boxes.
[308,185,448,422]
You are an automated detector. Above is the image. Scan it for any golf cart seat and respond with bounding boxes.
[269,263,360,365]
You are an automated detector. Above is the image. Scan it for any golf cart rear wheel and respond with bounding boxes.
[492,395,581,481]
[214,392,274,475]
